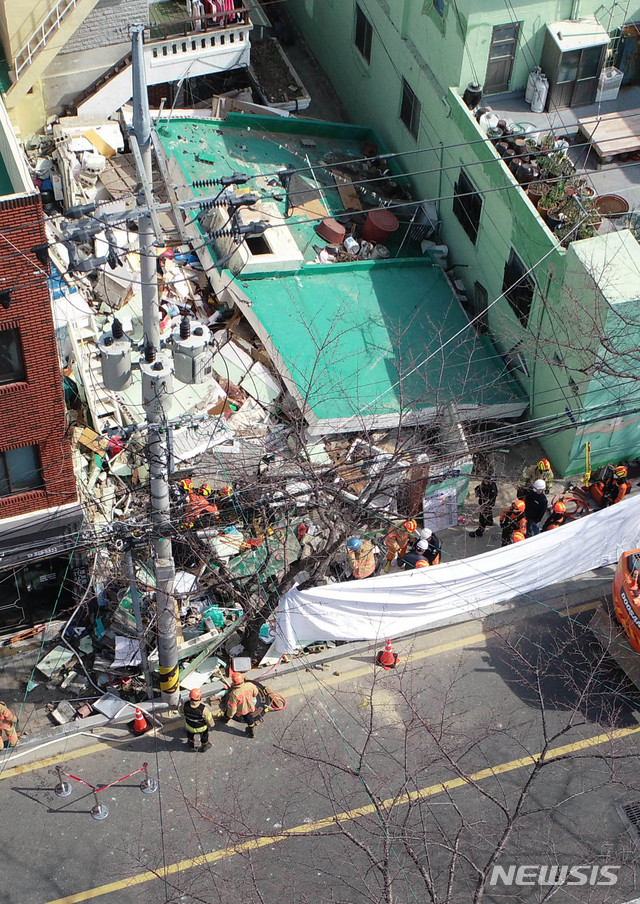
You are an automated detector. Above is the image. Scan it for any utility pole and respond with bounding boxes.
[130,25,179,707]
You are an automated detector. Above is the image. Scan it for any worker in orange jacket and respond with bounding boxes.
[182,484,219,528]
[542,500,567,531]
[500,499,527,546]
[591,466,631,508]
[0,701,18,748]
[383,520,415,573]
[219,673,261,738]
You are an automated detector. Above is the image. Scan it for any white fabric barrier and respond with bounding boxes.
[274,494,640,654]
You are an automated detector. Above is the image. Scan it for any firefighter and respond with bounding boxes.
[500,499,527,546]
[520,458,554,493]
[542,500,567,532]
[524,479,548,536]
[383,521,413,573]
[219,673,261,738]
[398,539,431,570]
[591,465,632,508]
[511,530,526,544]
[346,537,376,579]
[182,485,219,528]
[179,688,215,751]
[0,701,18,748]
[469,477,498,537]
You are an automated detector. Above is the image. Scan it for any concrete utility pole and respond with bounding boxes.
[130,25,179,707]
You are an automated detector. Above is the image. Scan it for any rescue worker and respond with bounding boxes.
[0,700,18,748]
[416,527,441,565]
[500,499,527,546]
[346,537,376,579]
[542,500,567,532]
[521,458,554,493]
[383,521,412,573]
[524,479,548,537]
[179,688,215,751]
[182,485,219,528]
[591,465,632,508]
[398,539,431,570]
[219,672,261,738]
[469,477,498,537]
[511,530,526,544]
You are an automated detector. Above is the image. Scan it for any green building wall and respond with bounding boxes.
[287,0,640,474]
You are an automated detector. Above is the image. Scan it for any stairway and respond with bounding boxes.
[5,0,101,108]
[71,50,132,116]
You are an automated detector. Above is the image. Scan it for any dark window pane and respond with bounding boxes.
[434,0,445,16]
[0,328,25,385]
[579,45,602,79]
[355,4,372,63]
[503,249,534,328]
[0,445,43,496]
[453,169,482,243]
[400,78,421,139]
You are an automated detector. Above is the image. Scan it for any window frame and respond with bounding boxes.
[0,327,26,386]
[0,445,44,497]
[503,249,535,328]
[354,3,373,64]
[400,78,421,140]
[453,169,483,244]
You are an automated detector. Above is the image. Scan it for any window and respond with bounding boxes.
[433,0,445,15]
[503,249,535,328]
[400,78,421,139]
[0,445,43,497]
[355,4,372,63]
[0,328,25,385]
[473,281,488,333]
[453,170,482,243]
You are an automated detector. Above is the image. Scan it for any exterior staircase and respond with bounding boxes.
[4,0,101,108]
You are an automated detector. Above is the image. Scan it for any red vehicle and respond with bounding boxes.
[612,548,640,653]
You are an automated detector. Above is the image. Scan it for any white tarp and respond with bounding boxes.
[274,493,640,654]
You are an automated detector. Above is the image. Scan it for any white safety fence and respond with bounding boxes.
[274,493,640,654]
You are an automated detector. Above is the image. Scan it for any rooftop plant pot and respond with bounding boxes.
[594,194,630,219]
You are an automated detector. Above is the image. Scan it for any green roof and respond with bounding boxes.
[157,115,526,431]
[239,258,524,429]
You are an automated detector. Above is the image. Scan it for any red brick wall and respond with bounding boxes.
[0,193,77,520]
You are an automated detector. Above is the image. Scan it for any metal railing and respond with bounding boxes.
[144,8,250,44]
[14,0,82,81]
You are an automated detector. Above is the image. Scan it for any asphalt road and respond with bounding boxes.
[3,590,640,904]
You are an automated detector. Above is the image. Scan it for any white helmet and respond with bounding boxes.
[418,528,433,541]
[533,479,546,491]
[417,539,430,551]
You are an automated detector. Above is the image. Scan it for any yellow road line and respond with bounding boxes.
[42,722,640,904]
[2,598,597,781]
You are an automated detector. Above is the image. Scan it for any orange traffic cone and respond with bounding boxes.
[130,707,150,735]
[376,639,399,670]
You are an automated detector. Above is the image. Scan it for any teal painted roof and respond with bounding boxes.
[239,258,523,421]
[157,115,525,426]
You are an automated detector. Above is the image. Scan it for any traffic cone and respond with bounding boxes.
[129,707,151,735]
[376,639,399,670]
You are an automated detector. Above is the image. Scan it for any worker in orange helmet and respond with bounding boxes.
[178,688,215,751]
[500,499,527,546]
[542,500,567,532]
[179,477,194,492]
[219,484,233,498]
[183,485,219,528]
[0,700,18,748]
[511,530,526,543]
[383,521,412,573]
[219,672,261,738]
[521,457,554,493]
[198,483,213,497]
[590,464,632,508]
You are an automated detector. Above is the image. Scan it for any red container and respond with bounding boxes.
[362,208,399,243]
[316,217,345,244]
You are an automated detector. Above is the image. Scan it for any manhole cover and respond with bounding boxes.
[618,801,640,847]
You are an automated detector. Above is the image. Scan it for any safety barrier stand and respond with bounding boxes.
[54,762,157,820]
